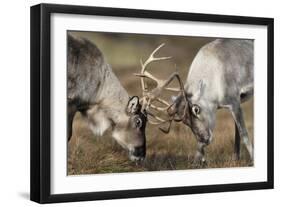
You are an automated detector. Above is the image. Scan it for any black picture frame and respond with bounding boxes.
[30,3,274,204]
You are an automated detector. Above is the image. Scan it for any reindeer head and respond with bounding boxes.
[112,96,147,161]
[169,80,216,145]
[133,43,214,145]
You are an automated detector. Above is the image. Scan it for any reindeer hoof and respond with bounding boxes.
[232,154,240,161]
[194,154,207,166]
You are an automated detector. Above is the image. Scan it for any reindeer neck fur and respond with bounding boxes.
[86,63,130,136]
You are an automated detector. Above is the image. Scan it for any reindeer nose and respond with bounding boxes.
[133,146,146,158]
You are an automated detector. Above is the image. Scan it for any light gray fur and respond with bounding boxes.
[174,39,253,162]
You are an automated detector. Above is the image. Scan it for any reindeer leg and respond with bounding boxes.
[230,104,253,160]
[67,102,77,142]
[195,141,207,164]
[234,123,241,160]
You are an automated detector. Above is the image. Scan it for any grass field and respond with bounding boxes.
[67,31,253,175]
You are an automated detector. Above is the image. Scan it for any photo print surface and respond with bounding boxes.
[67,31,254,175]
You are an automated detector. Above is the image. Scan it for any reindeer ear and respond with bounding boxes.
[126,96,140,114]
[198,79,205,97]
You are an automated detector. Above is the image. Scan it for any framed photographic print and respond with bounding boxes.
[30,3,274,203]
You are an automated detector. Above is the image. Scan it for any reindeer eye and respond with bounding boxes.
[134,117,142,128]
[192,105,200,116]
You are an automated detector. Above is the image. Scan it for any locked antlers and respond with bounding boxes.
[134,44,187,133]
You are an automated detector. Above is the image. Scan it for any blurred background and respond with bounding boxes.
[67,31,253,175]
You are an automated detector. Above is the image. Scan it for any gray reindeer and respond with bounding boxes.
[169,39,254,162]
[67,34,148,161]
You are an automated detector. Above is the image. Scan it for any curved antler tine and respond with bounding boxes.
[151,43,165,56]
[136,44,188,133]
[138,43,172,98]
[150,103,168,112]
[159,120,172,134]
[134,73,146,77]
[142,43,172,72]
[156,98,170,107]
[135,72,160,83]
[164,87,181,92]
[147,111,168,122]
[149,43,170,60]
[148,109,172,133]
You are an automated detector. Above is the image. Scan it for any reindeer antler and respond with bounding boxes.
[134,44,188,133]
